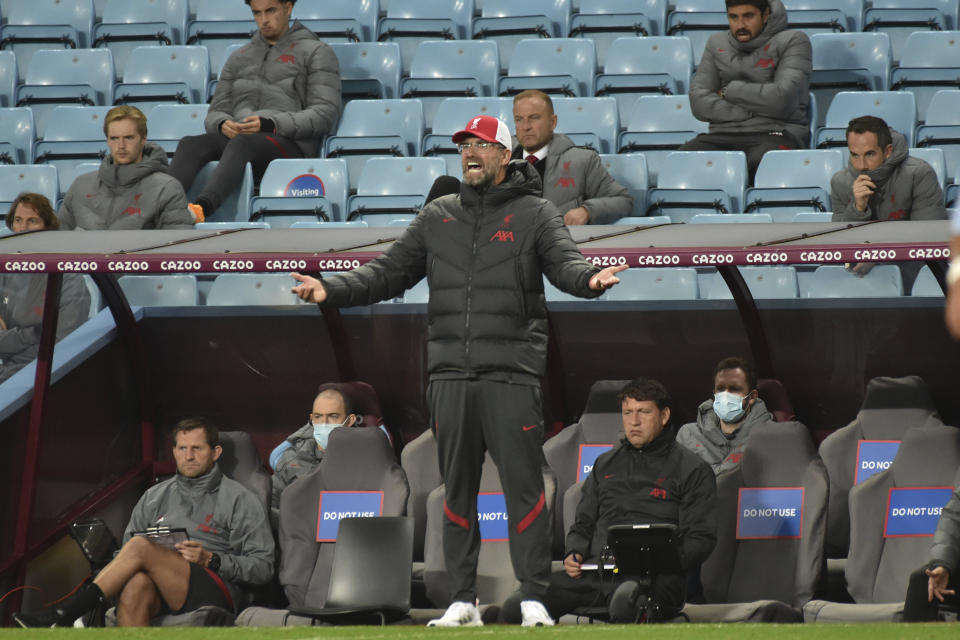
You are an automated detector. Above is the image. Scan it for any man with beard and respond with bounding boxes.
[682,0,811,180]
[290,115,628,627]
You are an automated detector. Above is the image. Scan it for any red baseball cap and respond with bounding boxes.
[451,115,512,148]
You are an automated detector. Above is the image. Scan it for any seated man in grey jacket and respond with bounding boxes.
[903,482,960,621]
[15,418,275,627]
[59,106,197,230]
[831,115,946,222]
[512,90,632,225]
[681,0,811,181]
[677,356,775,475]
[169,0,341,221]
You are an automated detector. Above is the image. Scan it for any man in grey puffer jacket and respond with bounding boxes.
[169,0,341,220]
[682,0,811,180]
[831,115,946,222]
[903,480,960,621]
[59,106,195,230]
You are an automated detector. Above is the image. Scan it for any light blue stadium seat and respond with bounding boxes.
[599,153,646,216]
[910,265,944,297]
[206,273,303,306]
[613,215,671,225]
[93,0,188,77]
[914,90,960,184]
[0,52,16,109]
[890,32,960,123]
[744,149,844,215]
[782,0,862,33]
[249,158,349,226]
[422,96,513,176]
[594,36,693,125]
[323,99,424,191]
[329,42,401,101]
[113,45,210,111]
[809,33,891,128]
[401,278,430,303]
[32,106,112,178]
[617,95,708,186]
[376,0,474,77]
[0,107,35,165]
[862,0,952,64]
[472,0,571,73]
[704,266,800,299]
[689,213,773,223]
[568,0,663,64]
[289,220,367,229]
[497,38,596,99]
[645,151,747,222]
[14,49,115,137]
[148,103,209,157]
[195,221,270,230]
[815,91,916,149]
[185,0,255,74]
[805,264,903,298]
[551,97,618,153]
[0,0,94,77]
[908,147,946,190]
[603,267,700,300]
[664,0,726,64]
[400,40,499,129]
[0,164,58,207]
[185,161,254,223]
[58,162,100,196]
[347,157,445,223]
[544,275,595,302]
[292,0,379,42]
[118,275,199,307]
[205,42,243,98]
[791,211,833,222]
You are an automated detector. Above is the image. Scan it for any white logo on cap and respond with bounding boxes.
[470,117,482,130]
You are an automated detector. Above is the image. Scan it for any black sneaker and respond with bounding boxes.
[608,580,643,623]
[13,608,68,628]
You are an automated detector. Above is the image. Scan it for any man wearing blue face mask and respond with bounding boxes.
[677,357,774,475]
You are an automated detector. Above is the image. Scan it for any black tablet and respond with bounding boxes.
[606,523,682,577]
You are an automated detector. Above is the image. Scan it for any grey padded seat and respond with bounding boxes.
[239,427,409,626]
[819,376,942,559]
[804,422,960,622]
[543,379,629,558]
[693,422,827,621]
[423,453,557,608]
[399,428,442,563]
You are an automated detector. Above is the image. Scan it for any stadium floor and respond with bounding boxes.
[0,624,955,639]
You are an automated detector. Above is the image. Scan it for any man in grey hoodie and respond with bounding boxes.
[831,115,946,222]
[169,0,341,221]
[59,106,196,230]
[677,357,775,475]
[682,0,811,180]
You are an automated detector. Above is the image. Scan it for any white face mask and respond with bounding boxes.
[713,391,746,423]
[312,417,350,449]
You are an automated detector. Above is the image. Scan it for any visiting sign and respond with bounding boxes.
[736,487,805,539]
[477,492,509,542]
[577,444,614,482]
[854,440,900,485]
[883,487,953,537]
[315,490,384,542]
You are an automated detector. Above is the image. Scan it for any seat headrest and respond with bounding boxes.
[890,423,960,487]
[580,413,624,444]
[581,379,631,415]
[860,375,936,412]
[320,426,396,484]
[740,421,817,486]
[216,430,263,479]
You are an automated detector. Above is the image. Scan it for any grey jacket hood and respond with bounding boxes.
[98,142,170,188]
[855,129,909,191]
[727,0,789,53]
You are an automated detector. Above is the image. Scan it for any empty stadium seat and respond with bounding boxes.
[346,157,445,223]
[323,99,424,191]
[910,265,944,297]
[890,32,960,123]
[422,96,513,176]
[549,97,618,153]
[618,95,709,186]
[497,38,596,99]
[599,153,647,216]
[376,0,474,77]
[58,162,100,196]
[805,264,904,298]
[93,0,187,77]
[815,91,916,149]
[147,103,209,157]
[0,52,16,109]
[0,0,94,77]
[113,45,210,111]
[15,49,115,137]
[704,266,800,299]
[206,273,303,306]
[861,0,952,64]
[809,33,891,127]
[195,221,271,230]
[292,0,379,43]
[744,149,845,215]
[329,42,401,101]
[32,106,112,177]
[0,108,35,165]
[400,40,499,128]
[569,0,661,64]
[472,0,571,73]
[665,0,727,64]
[908,147,946,190]
[914,90,960,185]
[645,151,747,221]
[782,0,862,34]
[185,0,255,74]
[118,275,200,307]
[249,158,349,225]
[594,36,693,125]
[602,267,700,300]
[0,165,58,209]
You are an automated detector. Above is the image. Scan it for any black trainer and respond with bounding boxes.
[13,608,68,628]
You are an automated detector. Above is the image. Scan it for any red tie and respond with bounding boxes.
[526,155,538,165]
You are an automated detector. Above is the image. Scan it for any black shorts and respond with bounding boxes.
[168,563,234,614]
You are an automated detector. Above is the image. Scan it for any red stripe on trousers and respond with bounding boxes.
[264,136,290,158]
[202,566,235,611]
[444,500,470,529]
[516,491,545,534]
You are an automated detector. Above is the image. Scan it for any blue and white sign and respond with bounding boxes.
[577,444,613,482]
[316,491,383,542]
[284,174,325,197]
[884,487,953,538]
[478,492,509,541]
[855,440,900,485]
[736,487,804,539]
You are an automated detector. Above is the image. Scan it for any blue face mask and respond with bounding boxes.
[312,417,349,450]
[713,391,746,423]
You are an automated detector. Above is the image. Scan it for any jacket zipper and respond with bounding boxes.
[464,200,482,370]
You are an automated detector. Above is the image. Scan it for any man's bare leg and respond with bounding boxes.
[115,572,163,626]
[94,536,192,612]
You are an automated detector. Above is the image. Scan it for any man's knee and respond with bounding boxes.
[117,572,158,610]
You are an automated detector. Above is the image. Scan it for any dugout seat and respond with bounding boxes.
[118,275,200,307]
[400,429,443,564]
[206,274,302,306]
